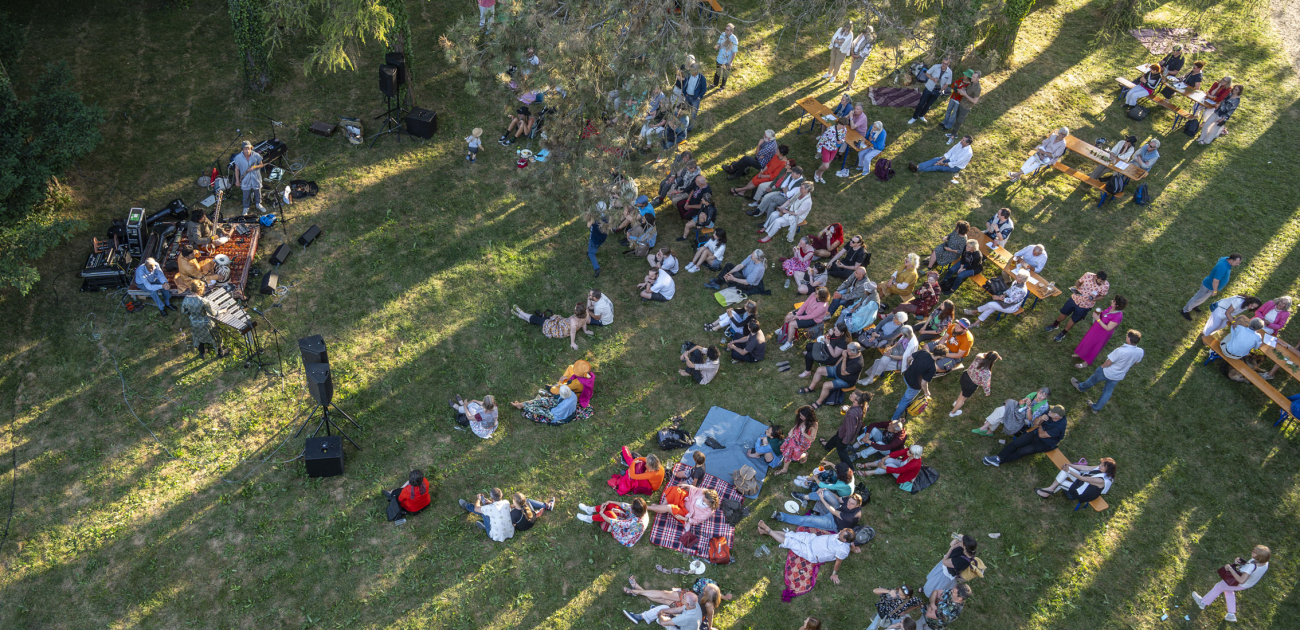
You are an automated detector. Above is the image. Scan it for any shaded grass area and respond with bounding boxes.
[1,0,1299,628]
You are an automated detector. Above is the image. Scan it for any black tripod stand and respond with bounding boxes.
[369,92,408,147]
[296,401,362,450]
[249,306,286,377]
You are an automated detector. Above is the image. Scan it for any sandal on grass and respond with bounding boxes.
[797,387,813,394]
[809,402,821,410]
[1035,488,1052,499]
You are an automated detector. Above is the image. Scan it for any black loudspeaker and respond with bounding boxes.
[260,271,279,295]
[298,335,329,365]
[384,51,407,86]
[305,362,334,405]
[379,65,399,98]
[270,243,292,266]
[304,436,344,478]
[406,108,437,139]
[298,225,321,247]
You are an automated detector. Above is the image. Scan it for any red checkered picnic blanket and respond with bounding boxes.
[868,86,922,109]
[648,463,743,559]
[782,526,834,601]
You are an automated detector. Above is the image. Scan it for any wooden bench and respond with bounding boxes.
[1050,161,1124,197]
[965,273,1025,322]
[1115,77,1193,119]
[1045,449,1110,511]
[1202,335,1297,412]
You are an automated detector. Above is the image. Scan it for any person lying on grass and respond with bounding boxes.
[755,521,861,585]
[511,302,589,350]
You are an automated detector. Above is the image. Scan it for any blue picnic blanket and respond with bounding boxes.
[682,406,772,499]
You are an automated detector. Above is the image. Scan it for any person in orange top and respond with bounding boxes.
[728,145,790,198]
[607,447,666,495]
[928,318,973,375]
[647,484,720,531]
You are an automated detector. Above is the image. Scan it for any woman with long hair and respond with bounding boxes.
[576,497,651,547]
[1073,296,1127,368]
[509,492,555,533]
[917,300,956,343]
[949,351,1000,417]
[1198,84,1243,145]
[774,406,818,475]
[685,228,728,273]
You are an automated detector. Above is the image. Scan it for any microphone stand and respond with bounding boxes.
[250,306,286,378]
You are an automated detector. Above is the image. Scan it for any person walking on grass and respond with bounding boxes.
[1071,329,1144,413]
[1191,545,1271,624]
[713,23,738,91]
[1182,253,1241,320]
[587,203,610,278]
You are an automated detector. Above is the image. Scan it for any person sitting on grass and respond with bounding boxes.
[909,135,973,175]
[1035,457,1116,502]
[621,586,702,629]
[925,581,971,629]
[755,521,860,585]
[512,383,586,425]
[654,153,701,205]
[778,287,831,352]
[796,262,830,298]
[859,444,924,486]
[450,393,499,439]
[916,300,955,343]
[706,249,766,292]
[685,228,727,274]
[799,342,865,410]
[837,282,881,334]
[609,450,666,495]
[459,488,516,541]
[852,418,908,464]
[648,247,681,276]
[774,405,819,475]
[638,268,676,302]
[810,223,845,259]
[676,175,712,221]
[383,469,431,521]
[880,253,921,304]
[509,492,556,533]
[613,194,654,234]
[828,234,869,280]
[793,461,857,507]
[646,484,720,533]
[928,318,973,375]
[867,585,923,630]
[680,343,722,385]
[706,299,757,339]
[748,423,787,469]
[624,214,658,255]
[622,575,734,629]
[576,497,651,547]
[511,302,590,350]
[679,194,717,242]
[982,405,1067,467]
[727,318,767,363]
[972,386,1050,437]
[859,326,917,387]
[676,450,708,486]
[859,312,910,349]
[798,322,850,378]
[774,490,863,532]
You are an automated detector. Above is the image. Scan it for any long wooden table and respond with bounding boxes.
[971,231,1062,311]
[1129,65,1209,129]
[794,97,867,170]
[1262,339,1300,383]
[1051,134,1148,195]
[1203,334,1299,428]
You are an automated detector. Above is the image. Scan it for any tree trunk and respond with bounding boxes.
[982,0,1037,60]
[935,0,984,60]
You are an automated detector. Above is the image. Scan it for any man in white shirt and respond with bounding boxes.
[1071,330,1144,413]
[759,182,813,243]
[757,520,859,584]
[1011,244,1048,273]
[967,271,1029,326]
[639,268,675,302]
[909,58,953,124]
[912,136,973,174]
[587,289,614,327]
[459,488,515,542]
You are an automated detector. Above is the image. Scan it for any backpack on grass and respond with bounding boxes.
[1127,105,1148,121]
[874,157,895,181]
[708,536,733,564]
[1183,118,1201,137]
[1133,183,1150,206]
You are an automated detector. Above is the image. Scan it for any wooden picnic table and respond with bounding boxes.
[1203,335,1298,428]
[971,231,1062,309]
[1049,134,1148,195]
[1261,339,1300,384]
[794,96,867,171]
[1131,65,1209,107]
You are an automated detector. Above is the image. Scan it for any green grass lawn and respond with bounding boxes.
[2,0,1300,628]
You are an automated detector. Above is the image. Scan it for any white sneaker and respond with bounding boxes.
[907,118,917,125]
[835,169,850,178]
[946,136,955,145]
[779,341,793,352]
[747,201,759,207]
[576,513,594,523]
[1225,613,1237,622]
[686,264,698,273]
[1192,592,1206,610]
[578,503,596,514]
[950,178,961,185]
[918,117,928,123]
[949,409,963,417]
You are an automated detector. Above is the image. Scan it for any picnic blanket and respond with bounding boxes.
[1128,28,1217,55]
[782,526,834,602]
[648,463,743,560]
[683,406,772,499]
[868,86,922,109]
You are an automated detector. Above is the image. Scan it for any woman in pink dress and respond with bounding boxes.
[1073,296,1127,369]
[773,406,818,475]
[782,236,816,277]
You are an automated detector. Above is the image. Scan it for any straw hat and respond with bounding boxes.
[471,127,483,137]
[571,360,592,377]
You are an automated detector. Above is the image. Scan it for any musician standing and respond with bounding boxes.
[232,141,267,215]
[181,280,227,358]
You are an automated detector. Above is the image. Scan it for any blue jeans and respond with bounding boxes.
[775,511,836,530]
[917,157,961,173]
[753,437,784,468]
[942,265,975,293]
[940,99,959,129]
[144,287,172,312]
[587,237,602,271]
[892,385,921,420]
[1077,366,1119,410]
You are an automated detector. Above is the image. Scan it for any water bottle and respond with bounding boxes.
[784,278,791,289]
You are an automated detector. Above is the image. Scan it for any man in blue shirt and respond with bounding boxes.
[1182,253,1241,320]
[713,23,739,90]
[1133,139,1160,171]
[1221,318,1265,360]
[706,249,766,291]
[134,258,175,316]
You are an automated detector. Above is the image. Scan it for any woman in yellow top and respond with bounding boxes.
[881,253,920,303]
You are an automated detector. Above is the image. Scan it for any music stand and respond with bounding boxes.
[249,306,286,377]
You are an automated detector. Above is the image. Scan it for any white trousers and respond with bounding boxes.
[1125,85,1152,106]
[985,406,1007,429]
[977,299,1021,321]
[1020,155,1052,175]
[763,213,801,242]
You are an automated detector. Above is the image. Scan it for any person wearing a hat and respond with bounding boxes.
[939,69,974,131]
[942,70,980,145]
[465,127,483,163]
[982,404,1066,467]
[613,195,654,234]
[231,140,267,215]
[928,319,973,374]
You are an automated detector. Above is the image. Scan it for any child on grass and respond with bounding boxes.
[466,128,483,162]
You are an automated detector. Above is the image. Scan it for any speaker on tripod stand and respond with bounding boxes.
[371,64,409,147]
[294,335,362,454]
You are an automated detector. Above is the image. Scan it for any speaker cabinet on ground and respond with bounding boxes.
[305,362,334,405]
[379,65,399,98]
[270,243,292,266]
[304,436,344,477]
[298,225,321,248]
[405,108,437,139]
[260,271,279,295]
[298,335,329,365]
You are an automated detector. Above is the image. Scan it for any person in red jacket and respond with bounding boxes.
[383,469,432,520]
[860,444,923,484]
[728,146,790,198]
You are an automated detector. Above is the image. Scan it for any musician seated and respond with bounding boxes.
[176,246,217,288]
[187,209,217,247]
